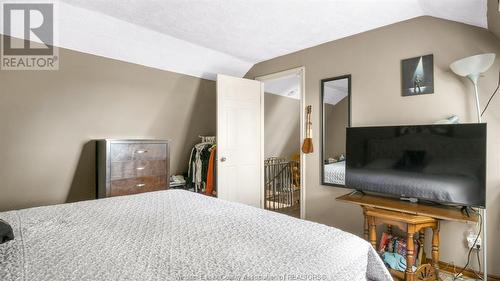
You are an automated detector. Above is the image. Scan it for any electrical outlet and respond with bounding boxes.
[466,233,481,249]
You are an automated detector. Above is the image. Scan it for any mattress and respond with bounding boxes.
[324,161,346,185]
[0,190,391,281]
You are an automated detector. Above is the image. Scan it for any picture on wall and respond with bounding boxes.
[401,54,434,96]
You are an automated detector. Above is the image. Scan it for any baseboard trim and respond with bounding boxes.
[429,259,500,281]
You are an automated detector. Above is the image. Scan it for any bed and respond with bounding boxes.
[0,190,391,281]
[324,161,346,185]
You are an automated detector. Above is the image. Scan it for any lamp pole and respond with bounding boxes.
[468,73,487,281]
[482,200,487,281]
[451,54,495,281]
[469,74,482,123]
[473,83,482,123]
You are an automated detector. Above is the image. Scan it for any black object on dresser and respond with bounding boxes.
[96,139,170,198]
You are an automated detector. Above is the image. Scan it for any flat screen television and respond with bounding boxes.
[346,124,486,208]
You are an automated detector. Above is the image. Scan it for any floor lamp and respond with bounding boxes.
[450,53,495,281]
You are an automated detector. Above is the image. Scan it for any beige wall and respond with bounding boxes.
[246,16,500,275]
[264,93,300,159]
[324,97,348,159]
[488,0,500,40]
[0,36,216,211]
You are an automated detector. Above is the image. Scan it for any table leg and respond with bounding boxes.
[432,225,440,276]
[418,229,425,265]
[406,231,415,280]
[369,216,377,249]
[363,211,369,240]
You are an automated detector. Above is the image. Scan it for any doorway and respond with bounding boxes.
[255,67,305,219]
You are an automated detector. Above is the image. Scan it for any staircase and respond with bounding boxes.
[264,157,300,211]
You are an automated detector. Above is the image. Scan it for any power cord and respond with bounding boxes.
[453,211,482,280]
[474,249,483,280]
[481,71,500,117]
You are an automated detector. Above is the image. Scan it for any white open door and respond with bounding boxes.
[217,74,263,208]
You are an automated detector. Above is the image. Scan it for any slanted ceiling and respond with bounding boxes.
[1,0,487,80]
[324,79,348,106]
[264,74,300,100]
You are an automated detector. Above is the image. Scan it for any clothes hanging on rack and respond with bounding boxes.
[196,142,212,191]
[187,137,216,195]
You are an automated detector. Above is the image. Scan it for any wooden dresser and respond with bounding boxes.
[96,139,170,198]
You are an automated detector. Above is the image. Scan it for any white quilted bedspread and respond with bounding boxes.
[0,190,391,281]
[324,161,346,185]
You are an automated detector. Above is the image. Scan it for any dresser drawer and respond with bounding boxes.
[110,160,167,180]
[110,176,167,197]
[110,143,167,161]
[97,139,170,199]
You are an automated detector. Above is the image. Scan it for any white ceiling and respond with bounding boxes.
[324,79,348,105]
[1,0,487,80]
[264,74,300,99]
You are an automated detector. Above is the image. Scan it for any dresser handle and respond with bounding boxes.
[136,167,145,170]
[135,150,148,154]
[136,183,146,187]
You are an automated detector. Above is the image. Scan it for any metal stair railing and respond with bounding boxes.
[264,157,294,210]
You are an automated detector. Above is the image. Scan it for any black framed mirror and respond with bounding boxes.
[320,75,351,187]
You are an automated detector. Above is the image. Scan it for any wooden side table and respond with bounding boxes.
[337,192,478,281]
[364,207,439,281]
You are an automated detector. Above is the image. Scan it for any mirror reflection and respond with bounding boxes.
[321,76,351,186]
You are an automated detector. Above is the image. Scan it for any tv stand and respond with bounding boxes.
[337,192,478,281]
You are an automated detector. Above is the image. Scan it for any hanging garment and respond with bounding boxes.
[193,143,212,192]
[194,144,204,192]
[187,147,197,189]
[200,146,212,186]
[205,146,216,196]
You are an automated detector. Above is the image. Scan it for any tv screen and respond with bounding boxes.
[346,124,486,207]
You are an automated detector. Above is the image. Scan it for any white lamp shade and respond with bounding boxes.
[450,53,496,77]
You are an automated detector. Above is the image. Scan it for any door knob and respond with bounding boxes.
[220,157,227,162]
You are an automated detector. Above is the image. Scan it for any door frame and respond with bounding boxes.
[255,66,306,219]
